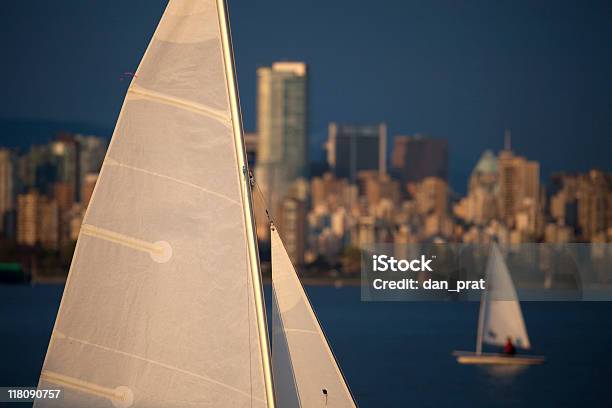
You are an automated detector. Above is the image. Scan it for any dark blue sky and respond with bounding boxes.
[1,0,611,192]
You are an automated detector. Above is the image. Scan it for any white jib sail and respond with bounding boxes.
[271,225,356,408]
[35,1,273,407]
[480,244,531,349]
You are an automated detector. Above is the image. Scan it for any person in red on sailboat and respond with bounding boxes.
[503,337,516,356]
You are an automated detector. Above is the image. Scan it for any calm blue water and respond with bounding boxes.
[1,284,610,407]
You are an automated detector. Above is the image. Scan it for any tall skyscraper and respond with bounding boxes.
[497,143,540,229]
[326,123,387,182]
[0,149,17,237]
[255,62,308,225]
[391,135,448,185]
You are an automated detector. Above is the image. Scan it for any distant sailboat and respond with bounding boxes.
[454,244,545,365]
[271,224,356,407]
[34,0,354,407]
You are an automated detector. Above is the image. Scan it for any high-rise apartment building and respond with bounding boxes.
[255,62,308,225]
[497,148,540,228]
[326,123,386,182]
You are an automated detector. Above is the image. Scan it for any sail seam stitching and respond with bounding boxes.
[128,85,232,124]
[105,159,241,206]
[51,332,266,403]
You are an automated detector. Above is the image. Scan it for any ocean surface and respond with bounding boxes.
[1,284,610,407]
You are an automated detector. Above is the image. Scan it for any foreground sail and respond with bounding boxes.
[454,244,544,365]
[271,225,356,407]
[35,0,274,406]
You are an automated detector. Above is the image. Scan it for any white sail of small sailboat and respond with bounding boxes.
[35,0,275,406]
[454,244,544,365]
[271,224,356,407]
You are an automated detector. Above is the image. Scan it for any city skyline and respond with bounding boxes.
[1,118,609,280]
[1,0,611,193]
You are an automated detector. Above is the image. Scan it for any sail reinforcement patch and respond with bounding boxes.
[40,371,134,408]
[80,224,173,263]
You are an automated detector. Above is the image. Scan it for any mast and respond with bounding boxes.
[475,286,486,355]
[475,245,490,355]
[216,1,276,407]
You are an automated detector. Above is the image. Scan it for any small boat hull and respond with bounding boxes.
[453,351,545,365]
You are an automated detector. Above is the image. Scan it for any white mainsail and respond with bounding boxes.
[271,225,356,408]
[477,244,531,352]
[35,1,274,407]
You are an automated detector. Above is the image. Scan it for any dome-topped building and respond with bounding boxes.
[472,149,498,176]
[453,150,500,227]
[469,150,499,194]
